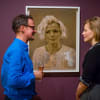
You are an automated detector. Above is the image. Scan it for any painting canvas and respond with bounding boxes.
[26,6,80,73]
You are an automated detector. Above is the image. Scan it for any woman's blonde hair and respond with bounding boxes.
[37,15,67,40]
[85,16,100,42]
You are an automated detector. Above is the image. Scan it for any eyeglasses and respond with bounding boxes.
[26,25,35,30]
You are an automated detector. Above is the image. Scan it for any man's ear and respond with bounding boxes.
[19,25,25,33]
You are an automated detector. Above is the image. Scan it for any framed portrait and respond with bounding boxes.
[26,6,80,73]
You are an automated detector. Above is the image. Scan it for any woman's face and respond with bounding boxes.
[82,23,95,43]
[45,22,61,44]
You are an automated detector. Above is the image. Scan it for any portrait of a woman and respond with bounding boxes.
[32,15,76,70]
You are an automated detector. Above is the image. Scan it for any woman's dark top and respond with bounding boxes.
[80,42,100,87]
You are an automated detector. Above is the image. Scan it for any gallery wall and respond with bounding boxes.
[0,0,100,100]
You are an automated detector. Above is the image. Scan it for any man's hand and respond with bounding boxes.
[34,71,44,80]
[76,82,88,100]
[76,92,80,100]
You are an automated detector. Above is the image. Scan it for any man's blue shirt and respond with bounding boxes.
[1,38,36,100]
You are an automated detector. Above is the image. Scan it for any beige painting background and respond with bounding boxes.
[28,8,77,59]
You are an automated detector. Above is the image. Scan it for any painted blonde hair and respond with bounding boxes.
[37,15,67,40]
[85,16,100,42]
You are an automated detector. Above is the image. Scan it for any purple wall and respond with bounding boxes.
[0,0,100,100]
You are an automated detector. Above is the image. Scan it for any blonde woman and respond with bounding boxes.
[76,16,100,100]
[32,15,76,70]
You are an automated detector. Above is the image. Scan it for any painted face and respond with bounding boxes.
[82,23,95,43]
[24,19,36,40]
[45,22,61,44]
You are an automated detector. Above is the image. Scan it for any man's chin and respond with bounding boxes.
[28,37,34,41]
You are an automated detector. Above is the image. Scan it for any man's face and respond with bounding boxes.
[45,22,61,44]
[24,19,36,40]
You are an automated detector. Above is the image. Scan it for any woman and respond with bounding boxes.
[76,16,100,100]
[32,15,76,70]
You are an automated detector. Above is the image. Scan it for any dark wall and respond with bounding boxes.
[0,0,100,100]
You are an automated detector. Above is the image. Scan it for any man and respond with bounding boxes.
[1,14,43,100]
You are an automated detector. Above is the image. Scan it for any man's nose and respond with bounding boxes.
[33,29,36,33]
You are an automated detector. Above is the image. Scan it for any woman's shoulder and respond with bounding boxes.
[86,43,100,58]
[33,46,46,54]
[89,43,100,53]
[35,46,45,50]
[61,45,75,52]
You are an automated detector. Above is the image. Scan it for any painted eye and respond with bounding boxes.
[46,30,50,34]
[53,30,58,33]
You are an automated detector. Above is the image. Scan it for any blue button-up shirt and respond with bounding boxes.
[1,38,36,100]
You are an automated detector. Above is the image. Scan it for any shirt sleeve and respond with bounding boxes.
[81,48,98,87]
[7,49,35,88]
